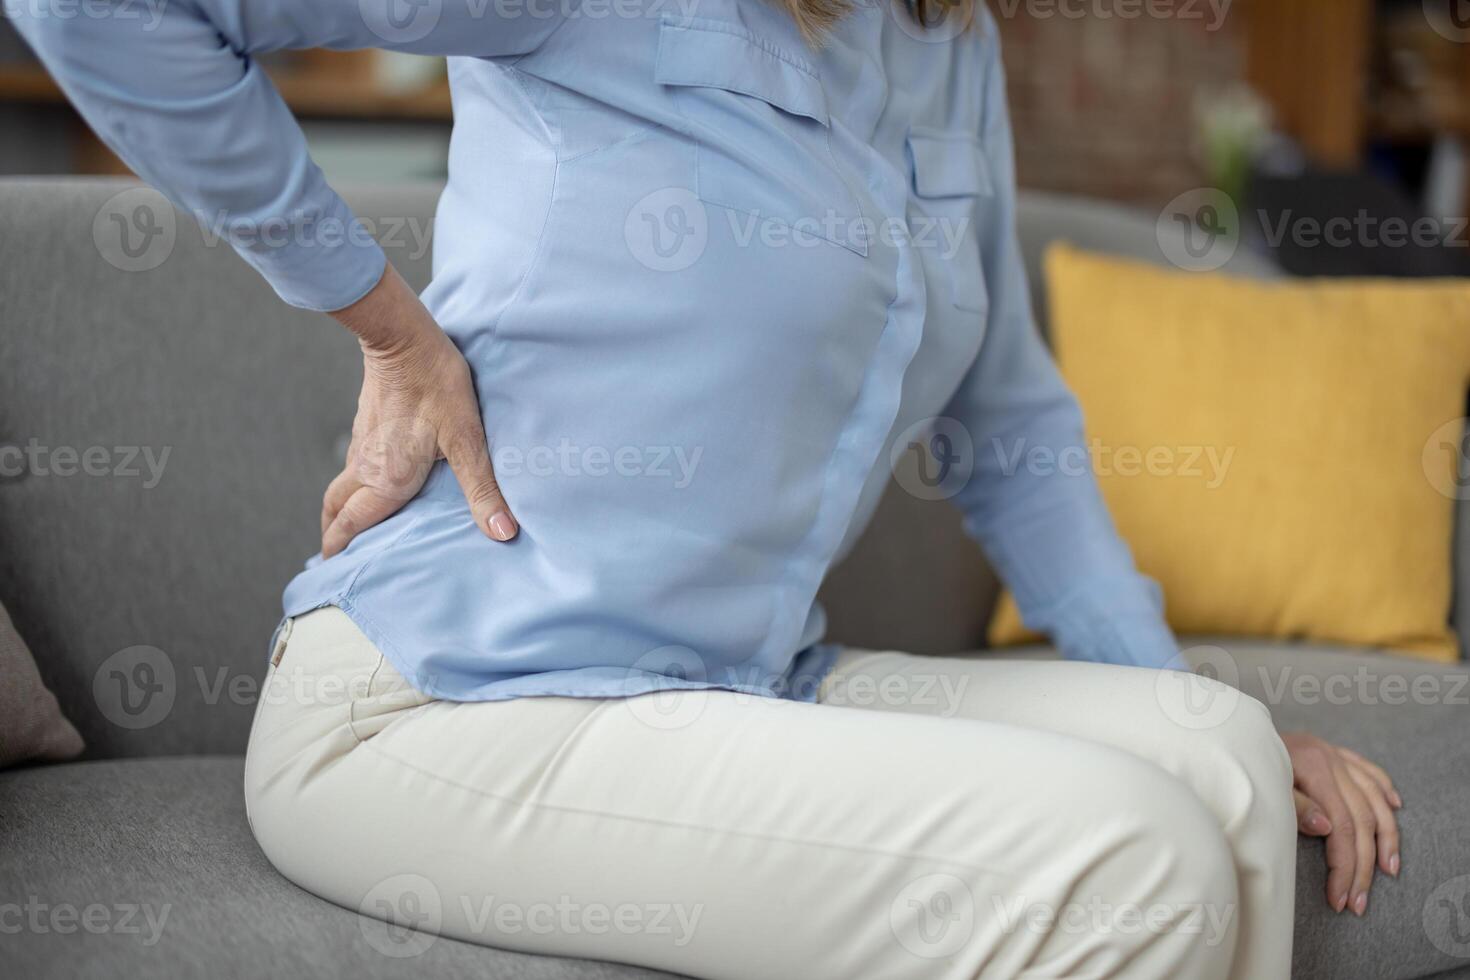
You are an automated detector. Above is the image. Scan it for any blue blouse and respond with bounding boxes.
[17,0,1184,701]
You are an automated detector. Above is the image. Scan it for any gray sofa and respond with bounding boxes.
[2,177,1468,980]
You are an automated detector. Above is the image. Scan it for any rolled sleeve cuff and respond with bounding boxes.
[1048,576,1187,672]
[215,192,388,313]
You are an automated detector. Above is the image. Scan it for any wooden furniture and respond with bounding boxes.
[1241,0,1470,211]
[1241,0,1375,169]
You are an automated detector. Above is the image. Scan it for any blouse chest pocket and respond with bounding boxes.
[906,127,992,315]
[655,15,868,257]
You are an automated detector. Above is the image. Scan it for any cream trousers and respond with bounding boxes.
[243,607,1296,979]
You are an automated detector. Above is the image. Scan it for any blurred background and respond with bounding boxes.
[2,0,1468,278]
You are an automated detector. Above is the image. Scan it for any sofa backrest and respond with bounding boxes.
[1,179,436,758]
[0,178,1291,761]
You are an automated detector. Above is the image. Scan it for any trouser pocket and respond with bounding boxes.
[269,616,294,667]
[246,607,434,822]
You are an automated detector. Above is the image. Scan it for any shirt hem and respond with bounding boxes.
[276,594,841,705]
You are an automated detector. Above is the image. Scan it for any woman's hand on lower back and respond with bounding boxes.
[319,264,517,558]
[1282,731,1401,918]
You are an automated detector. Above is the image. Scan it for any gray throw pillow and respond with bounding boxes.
[0,600,83,767]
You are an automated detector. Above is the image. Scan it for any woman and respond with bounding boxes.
[18,0,1401,976]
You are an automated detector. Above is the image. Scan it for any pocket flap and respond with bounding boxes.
[655,15,829,127]
[907,128,994,199]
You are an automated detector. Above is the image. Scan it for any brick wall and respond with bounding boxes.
[989,1,1249,206]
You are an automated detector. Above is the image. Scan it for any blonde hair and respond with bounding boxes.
[779,0,975,42]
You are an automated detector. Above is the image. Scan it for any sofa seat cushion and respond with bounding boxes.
[0,756,681,980]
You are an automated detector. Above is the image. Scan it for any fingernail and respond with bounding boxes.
[1333,891,1348,913]
[1390,791,1403,808]
[1389,854,1400,876]
[487,512,518,541]
[1306,812,1331,835]
[1353,893,1368,917]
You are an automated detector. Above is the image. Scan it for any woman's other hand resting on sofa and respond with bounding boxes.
[320,264,517,558]
[1284,732,1402,918]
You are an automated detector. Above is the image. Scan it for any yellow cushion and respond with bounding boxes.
[988,244,1470,663]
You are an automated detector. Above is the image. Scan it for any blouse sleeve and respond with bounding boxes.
[943,16,1184,670]
[11,0,571,310]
